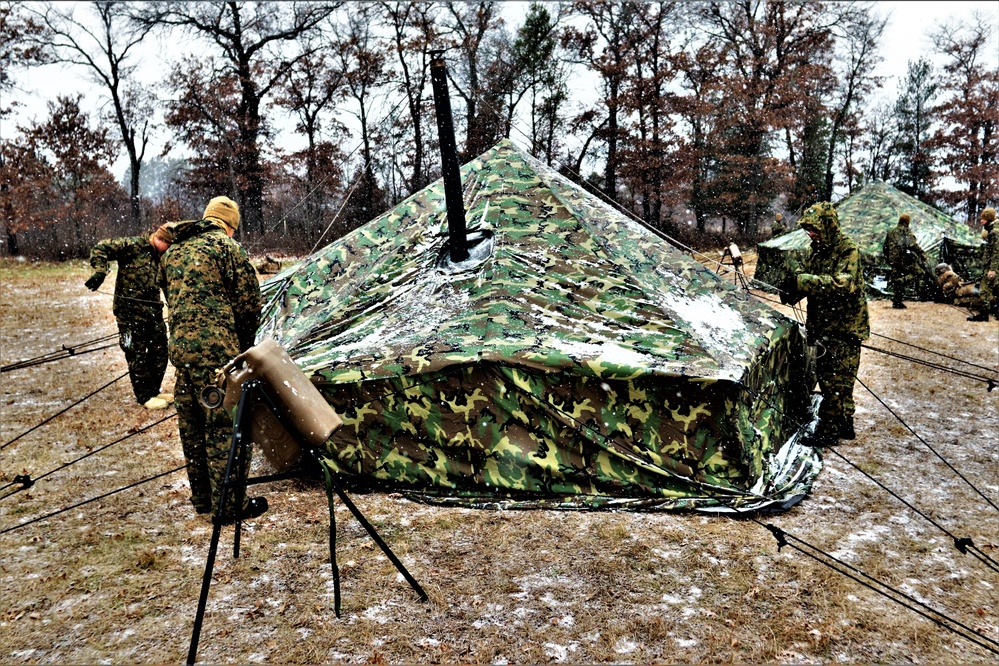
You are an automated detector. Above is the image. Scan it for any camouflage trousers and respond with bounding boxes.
[888,267,920,305]
[814,336,862,436]
[979,274,997,314]
[118,313,168,404]
[174,366,251,515]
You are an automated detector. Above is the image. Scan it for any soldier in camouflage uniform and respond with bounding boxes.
[86,228,176,408]
[882,213,928,309]
[970,207,998,322]
[160,196,265,521]
[780,202,870,447]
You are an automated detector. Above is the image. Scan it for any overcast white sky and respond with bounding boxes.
[4,0,997,179]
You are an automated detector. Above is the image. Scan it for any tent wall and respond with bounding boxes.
[316,324,813,511]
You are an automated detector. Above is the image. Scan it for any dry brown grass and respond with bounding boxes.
[1,256,997,664]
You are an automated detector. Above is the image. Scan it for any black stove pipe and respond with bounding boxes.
[429,49,469,263]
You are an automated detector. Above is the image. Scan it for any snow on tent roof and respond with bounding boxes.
[756,182,983,297]
[258,139,822,512]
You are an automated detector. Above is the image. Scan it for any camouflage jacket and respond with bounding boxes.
[983,223,998,276]
[883,223,925,270]
[791,206,870,342]
[160,219,261,370]
[88,235,164,321]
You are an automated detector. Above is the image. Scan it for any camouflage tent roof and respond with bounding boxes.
[756,182,983,297]
[259,139,822,512]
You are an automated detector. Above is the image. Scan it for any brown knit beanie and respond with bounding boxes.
[898,213,910,225]
[982,207,996,223]
[203,196,240,231]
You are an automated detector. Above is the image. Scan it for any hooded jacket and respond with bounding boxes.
[789,202,870,342]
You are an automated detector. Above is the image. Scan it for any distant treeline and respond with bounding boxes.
[1,1,996,259]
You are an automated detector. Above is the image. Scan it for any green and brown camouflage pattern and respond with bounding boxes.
[785,202,871,343]
[756,182,984,298]
[88,235,168,403]
[258,140,822,512]
[160,219,261,370]
[980,221,999,312]
[884,220,930,302]
[89,235,164,320]
[161,218,262,515]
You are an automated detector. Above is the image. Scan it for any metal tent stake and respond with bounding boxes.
[186,379,426,665]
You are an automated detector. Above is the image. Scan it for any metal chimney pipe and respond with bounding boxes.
[429,49,469,262]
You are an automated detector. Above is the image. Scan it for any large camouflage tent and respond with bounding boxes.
[756,182,983,299]
[258,140,822,512]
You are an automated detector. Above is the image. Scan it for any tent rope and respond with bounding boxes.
[1,334,119,373]
[849,370,999,515]
[1,372,129,451]
[0,413,176,501]
[740,383,998,572]
[0,461,188,536]
[756,520,999,655]
[0,451,228,536]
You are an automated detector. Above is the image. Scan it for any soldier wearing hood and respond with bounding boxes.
[882,213,928,309]
[780,202,870,447]
[85,222,189,409]
[160,196,265,522]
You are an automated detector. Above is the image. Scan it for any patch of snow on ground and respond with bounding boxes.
[544,642,569,661]
[614,637,638,654]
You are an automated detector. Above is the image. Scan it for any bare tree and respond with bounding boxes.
[0,1,52,121]
[931,13,999,222]
[25,1,155,228]
[274,34,347,243]
[821,4,886,200]
[441,1,509,161]
[332,5,389,230]
[135,1,337,237]
[563,1,639,201]
[380,2,442,195]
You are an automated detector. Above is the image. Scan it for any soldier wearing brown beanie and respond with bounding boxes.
[160,196,266,522]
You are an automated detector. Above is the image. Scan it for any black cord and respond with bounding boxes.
[1,372,129,451]
[756,520,999,656]
[0,343,119,373]
[0,462,188,535]
[740,382,999,573]
[0,413,177,501]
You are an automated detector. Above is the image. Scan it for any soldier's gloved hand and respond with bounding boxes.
[778,275,798,305]
[84,272,106,291]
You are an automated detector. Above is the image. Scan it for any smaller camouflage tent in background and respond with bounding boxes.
[258,140,822,512]
[755,182,983,299]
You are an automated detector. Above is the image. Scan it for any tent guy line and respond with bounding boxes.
[850,372,999,515]
[0,412,177,501]
[824,446,999,574]
[749,290,997,388]
[0,333,119,373]
[755,521,999,657]
[741,383,999,575]
[0,371,129,451]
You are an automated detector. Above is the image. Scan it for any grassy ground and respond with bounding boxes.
[1,256,997,664]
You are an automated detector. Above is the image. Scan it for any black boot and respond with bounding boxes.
[839,419,855,440]
[967,312,990,322]
[892,302,906,309]
[213,496,269,525]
